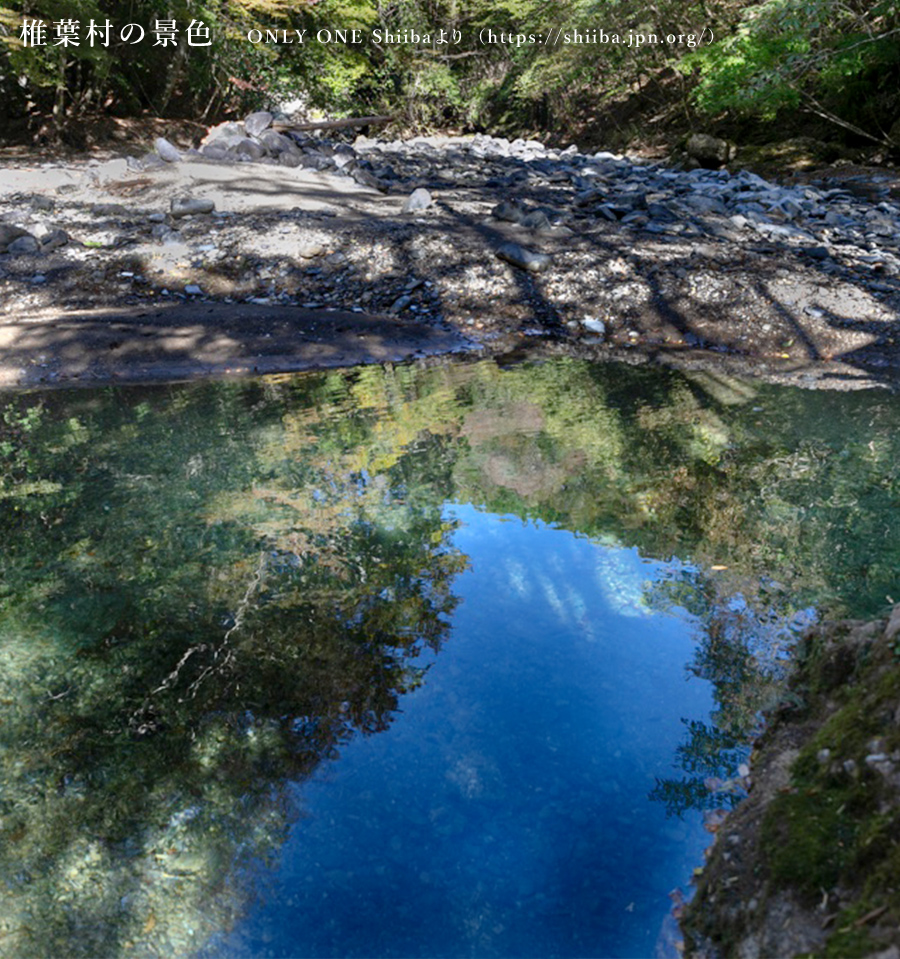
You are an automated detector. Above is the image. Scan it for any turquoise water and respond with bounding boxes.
[0,357,898,958]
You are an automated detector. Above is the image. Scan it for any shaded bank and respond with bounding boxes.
[682,611,900,958]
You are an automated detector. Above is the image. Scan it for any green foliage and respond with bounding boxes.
[681,0,900,134]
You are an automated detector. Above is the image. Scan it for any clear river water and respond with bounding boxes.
[1,357,898,958]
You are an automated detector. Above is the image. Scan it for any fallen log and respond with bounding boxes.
[272,115,393,133]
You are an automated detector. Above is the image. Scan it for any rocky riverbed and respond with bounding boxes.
[2,115,900,387]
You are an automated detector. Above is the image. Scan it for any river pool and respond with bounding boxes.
[0,357,897,958]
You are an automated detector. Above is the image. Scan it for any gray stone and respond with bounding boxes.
[139,152,166,171]
[582,317,606,336]
[170,196,215,217]
[402,188,433,213]
[202,121,244,146]
[492,201,528,223]
[200,143,230,160]
[235,137,265,161]
[495,241,551,273]
[244,111,274,138]
[257,130,295,155]
[297,241,324,259]
[686,133,735,168]
[390,294,413,313]
[40,229,69,251]
[91,203,128,216]
[184,284,204,296]
[155,137,181,163]
[0,223,30,251]
[352,167,383,190]
[521,210,553,232]
[7,234,40,255]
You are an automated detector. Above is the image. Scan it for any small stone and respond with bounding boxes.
[155,137,181,163]
[402,188,433,213]
[522,210,553,232]
[297,242,324,259]
[352,167,383,190]
[184,284,203,296]
[171,197,215,218]
[492,201,528,223]
[40,229,69,251]
[91,202,129,216]
[0,223,30,251]
[495,241,551,273]
[582,317,606,336]
[390,294,413,313]
[7,235,40,255]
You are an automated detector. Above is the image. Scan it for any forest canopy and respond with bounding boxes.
[1,0,898,149]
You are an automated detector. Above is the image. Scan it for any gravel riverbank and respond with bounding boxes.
[3,126,900,388]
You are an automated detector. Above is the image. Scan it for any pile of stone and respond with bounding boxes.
[352,132,900,280]
[147,111,383,190]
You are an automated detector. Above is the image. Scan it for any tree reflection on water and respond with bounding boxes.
[0,358,897,956]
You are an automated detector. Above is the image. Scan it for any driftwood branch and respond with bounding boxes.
[272,115,393,133]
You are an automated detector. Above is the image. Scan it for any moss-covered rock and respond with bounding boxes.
[682,612,900,958]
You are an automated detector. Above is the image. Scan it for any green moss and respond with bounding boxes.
[762,775,873,897]
[759,634,900,950]
[822,907,879,959]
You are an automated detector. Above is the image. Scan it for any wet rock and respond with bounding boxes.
[402,188,433,213]
[155,137,181,163]
[170,197,215,218]
[495,241,551,273]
